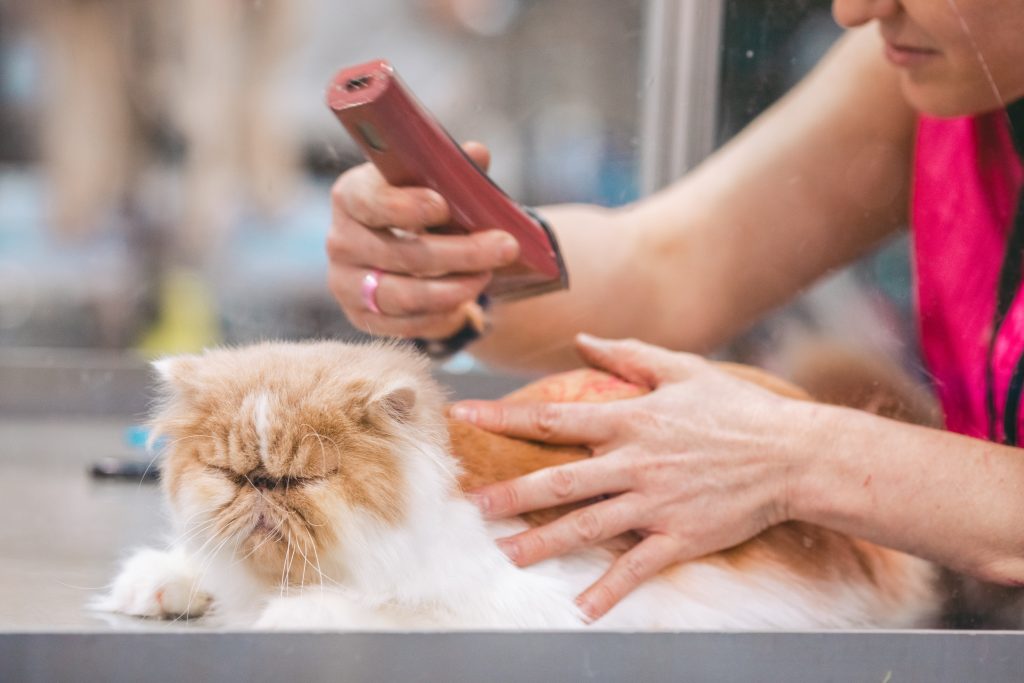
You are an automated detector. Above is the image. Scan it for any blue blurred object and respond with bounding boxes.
[87,425,164,482]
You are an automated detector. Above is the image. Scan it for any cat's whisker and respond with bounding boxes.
[172,519,220,550]
[284,520,315,578]
[170,514,226,551]
[241,473,289,513]
[235,514,289,563]
[299,524,330,597]
[296,526,309,589]
[170,531,233,626]
[135,433,216,493]
[281,533,295,597]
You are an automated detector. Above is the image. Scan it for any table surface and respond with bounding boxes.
[0,418,172,631]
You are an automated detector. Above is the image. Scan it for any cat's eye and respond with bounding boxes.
[204,464,236,479]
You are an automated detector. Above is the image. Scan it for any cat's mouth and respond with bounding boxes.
[251,510,279,535]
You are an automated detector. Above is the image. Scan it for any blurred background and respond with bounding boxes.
[0,0,921,413]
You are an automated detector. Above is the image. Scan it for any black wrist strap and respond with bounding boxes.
[412,294,490,360]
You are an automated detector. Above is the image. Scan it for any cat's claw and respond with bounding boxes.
[94,547,212,620]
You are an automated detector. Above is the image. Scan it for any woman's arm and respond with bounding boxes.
[326,28,915,371]
[791,403,1024,587]
[472,26,917,371]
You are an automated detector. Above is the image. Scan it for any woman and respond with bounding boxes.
[325,0,1024,622]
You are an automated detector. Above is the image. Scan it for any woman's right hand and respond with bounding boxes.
[326,141,521,340]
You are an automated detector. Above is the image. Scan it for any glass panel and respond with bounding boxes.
[1,0,1021,639]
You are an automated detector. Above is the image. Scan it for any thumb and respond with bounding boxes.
[462,141,491,173]
[574,334,703,388]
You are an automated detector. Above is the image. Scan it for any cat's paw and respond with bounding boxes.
[253,595,316,630]
[255,592,400,630]
[93,547,212,620]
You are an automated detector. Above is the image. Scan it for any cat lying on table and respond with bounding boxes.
[96,340,937,629]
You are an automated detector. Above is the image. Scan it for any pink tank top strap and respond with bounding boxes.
[913,110,1024,440]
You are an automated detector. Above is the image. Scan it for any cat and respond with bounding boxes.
[95,340,938,629]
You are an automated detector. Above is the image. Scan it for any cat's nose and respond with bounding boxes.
[249,474,285,490]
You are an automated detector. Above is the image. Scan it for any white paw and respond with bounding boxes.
[93,547,212,620]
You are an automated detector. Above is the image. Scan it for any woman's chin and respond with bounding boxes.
[901,75,1015,118]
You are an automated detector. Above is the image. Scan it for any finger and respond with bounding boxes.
[575,534,681,622]
[448,400,618,445]
[462,141,491,172]
[469,458,630,520]
[332,165,450,231]
[575,334,707,388]
[331,266,490,317]
[327,224,519,277]
[346,307,470,340]
[495,494,643,566]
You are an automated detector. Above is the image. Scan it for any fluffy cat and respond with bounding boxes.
[96,340,938,629]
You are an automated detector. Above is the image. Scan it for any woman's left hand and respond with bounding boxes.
[449,334,809,622]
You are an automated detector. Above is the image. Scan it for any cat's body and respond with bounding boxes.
[97,341,938,629]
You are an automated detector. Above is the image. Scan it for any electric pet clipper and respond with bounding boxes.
[326,59,569,302]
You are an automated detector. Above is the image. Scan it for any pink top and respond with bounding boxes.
[913,112,1024,440]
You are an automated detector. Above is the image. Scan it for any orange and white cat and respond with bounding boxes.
[96,340,938,629]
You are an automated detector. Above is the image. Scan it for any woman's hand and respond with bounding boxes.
[450,334,808,621]
[326,141,520,339]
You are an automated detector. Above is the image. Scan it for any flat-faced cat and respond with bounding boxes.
[95,340,937,629]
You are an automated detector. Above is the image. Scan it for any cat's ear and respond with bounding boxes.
[369,385,417,424]
[151,354,202,393]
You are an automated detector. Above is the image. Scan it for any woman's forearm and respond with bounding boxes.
[788,401,1024,585]
[471,27,914,374]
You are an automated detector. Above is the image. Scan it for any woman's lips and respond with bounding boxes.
[884,40,940,67]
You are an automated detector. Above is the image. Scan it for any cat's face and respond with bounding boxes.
[151,341,447,586]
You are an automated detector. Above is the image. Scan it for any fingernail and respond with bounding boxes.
[467,493,490,514]
[449,404,477,423]
[496,234,519,263]
[497,539,520,563]
[577,333,602,346]
[575,596,597,623]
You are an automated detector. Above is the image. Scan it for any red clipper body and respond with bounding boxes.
[326,59,568,300]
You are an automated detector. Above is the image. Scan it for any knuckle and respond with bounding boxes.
[329,174,349,207]
[621,337,645,353]
[621,554,647,584]
[591,583,618,613]
[532,404,562,439]
[496,483,520,514]
[388,285,419,315]
[346,190,372,224]
[380,191,411,225]
[629,405,664,431]
[390,247,424,276]
[548,467,576,499]
[324,231,352,262]
[521,532,547,559]
[572,509,603,542]
[326,269,347,302]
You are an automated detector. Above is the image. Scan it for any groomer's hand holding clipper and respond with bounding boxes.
[326,141,518,342]
[325,60,568,357]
